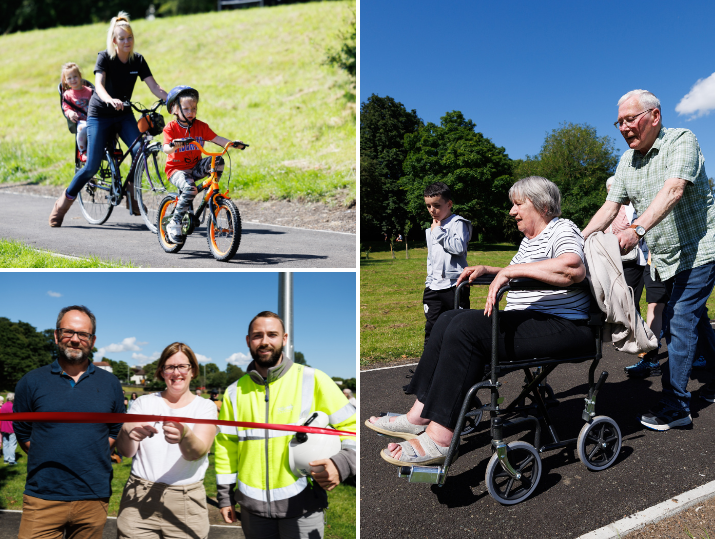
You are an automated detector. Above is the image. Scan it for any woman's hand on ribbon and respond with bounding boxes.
[162,421,186,444]
[123,422,159,442]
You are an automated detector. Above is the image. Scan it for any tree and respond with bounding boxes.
[401,111,514,242]
[103,358,130,382]
[324,10,356,81]
[226,364,245,386]
[342,377,356,392]
[514,122,619,229]
[0,318,54,390]
[360,94,423,240]
[294,351,309,367]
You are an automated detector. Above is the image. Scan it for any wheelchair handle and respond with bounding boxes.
[454,275,496,308]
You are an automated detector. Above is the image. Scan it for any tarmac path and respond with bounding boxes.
[0,192,355,268]
[360,344,715,538]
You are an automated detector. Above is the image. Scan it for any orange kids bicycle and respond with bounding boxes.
[156,138,247,262]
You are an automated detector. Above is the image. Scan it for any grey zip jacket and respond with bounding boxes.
[425,213,473,288]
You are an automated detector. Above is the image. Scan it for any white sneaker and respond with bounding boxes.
[166,221,184,244]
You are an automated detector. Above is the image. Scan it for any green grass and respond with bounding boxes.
[0,238,134,267]
[360,240,715,367]
[0,452,355,539]
[0,2,356,205]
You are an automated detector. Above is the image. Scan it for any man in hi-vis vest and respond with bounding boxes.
[215,311,356,539]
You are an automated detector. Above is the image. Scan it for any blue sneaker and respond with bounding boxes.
[693,355,707,369]
[700,381,715,403]
[624,350,661,378]
[639,403,692,431]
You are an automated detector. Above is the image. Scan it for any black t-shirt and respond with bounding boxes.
[88,51,153,119]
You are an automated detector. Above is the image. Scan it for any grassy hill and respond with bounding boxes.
[0,2,355,204]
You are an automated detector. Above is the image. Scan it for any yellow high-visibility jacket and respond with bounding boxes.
[215,358,356,518]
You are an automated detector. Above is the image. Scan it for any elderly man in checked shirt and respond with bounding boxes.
[583,89,715,431]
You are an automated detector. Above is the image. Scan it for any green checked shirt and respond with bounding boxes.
[607,127,715,282]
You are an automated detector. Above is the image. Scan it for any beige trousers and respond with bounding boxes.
[18,494,109,539]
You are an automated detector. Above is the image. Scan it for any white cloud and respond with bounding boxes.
[132,351,161,363]
[196,354,214,364]
[226,352,252,367]
[676,73,715,119]
[96,337,148,358]
[47,291,62,297]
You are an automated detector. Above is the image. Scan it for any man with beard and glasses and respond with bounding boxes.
[214,311,356,539]
[14,305,125,539]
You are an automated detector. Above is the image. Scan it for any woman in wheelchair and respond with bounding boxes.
[49,11,168,227]
[367,176,596,465]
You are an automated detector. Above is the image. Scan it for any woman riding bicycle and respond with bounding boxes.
[49,11,169,227]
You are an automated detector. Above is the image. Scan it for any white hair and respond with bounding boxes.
[509,176,562,218]
[4,393,14,401]
[618,89,661,112]
[606,176,615,190]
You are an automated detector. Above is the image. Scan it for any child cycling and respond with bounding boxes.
[162,85,246,244]
[60,62,93,161]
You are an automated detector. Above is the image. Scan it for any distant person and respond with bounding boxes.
[422,182,472,346]
[1,393,16,465]
[14,305,124,538]
[196,388,203,397]
[127,391,139,412]
[582,89,715,430]
[343,388,357,407]
[209,388,222,412]
[115,342,218,539]
[396,234,403,242]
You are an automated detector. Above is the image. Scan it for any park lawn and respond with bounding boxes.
[0,1,356,205]
[0,453,355,539]
[360,240,715,368]
[0,238,134,268]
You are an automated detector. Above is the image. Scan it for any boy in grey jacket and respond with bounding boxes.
[423,182,472,346]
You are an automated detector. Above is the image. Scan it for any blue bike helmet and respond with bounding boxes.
[166,85,199,120]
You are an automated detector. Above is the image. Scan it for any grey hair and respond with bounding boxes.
[606,176,615,190]
[618,89,661,112]
[5,393,14,401]
[509,176,562,218]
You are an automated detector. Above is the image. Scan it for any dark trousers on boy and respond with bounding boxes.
[423,286,470,346]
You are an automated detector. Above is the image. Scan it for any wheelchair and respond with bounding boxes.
[392,274,621,505]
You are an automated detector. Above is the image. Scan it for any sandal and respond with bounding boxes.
[380,431,449,466]
[365,413,427,440]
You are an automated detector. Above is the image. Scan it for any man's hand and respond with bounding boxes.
[123,422,159,442]
[162,421,186,444]
[616,227,640,256]
[309,458,341,491]
[220,506,238,523]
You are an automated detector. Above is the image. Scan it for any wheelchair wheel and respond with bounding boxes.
[577,416,622,472]
[460,396,483,436]
[207,197,241,261]
[156,195,184,254]
[135,148,171,233]
[485,441,542,505]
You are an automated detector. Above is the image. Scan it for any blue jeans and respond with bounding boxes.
[66,114,141,198]
[660,261,715,412]
[2,432,17,464]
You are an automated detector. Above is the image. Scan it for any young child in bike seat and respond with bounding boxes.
[61,63,93,162]
[162,85,246,244]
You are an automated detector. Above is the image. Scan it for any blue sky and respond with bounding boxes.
[360,0,715,167]
[1,271,356,379]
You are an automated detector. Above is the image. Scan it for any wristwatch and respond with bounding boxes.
[629,224,646,238]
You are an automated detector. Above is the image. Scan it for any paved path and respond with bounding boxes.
[0,511,243,538]
[360,344,715,538]
[0,192,355,268]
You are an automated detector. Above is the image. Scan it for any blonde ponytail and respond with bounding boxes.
[106,11,135,61]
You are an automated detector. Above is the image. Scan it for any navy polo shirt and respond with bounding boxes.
[14,360,125,501]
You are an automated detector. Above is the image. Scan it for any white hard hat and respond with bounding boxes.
[289,411,341,477]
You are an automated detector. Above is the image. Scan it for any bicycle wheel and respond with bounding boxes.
[135,146,171,233]
[156,195,184,254]
[78,158,115,225]
[207,198,242,261]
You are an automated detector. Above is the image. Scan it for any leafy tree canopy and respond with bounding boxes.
[0,318,55,390]
[294,351,309,366]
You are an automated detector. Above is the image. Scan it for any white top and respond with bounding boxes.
[505,218,590,320]
[128,393,218,485]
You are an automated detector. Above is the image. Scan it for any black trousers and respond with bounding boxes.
[622,260,645,311]
[405,308,596,429]
[423,286,470,347]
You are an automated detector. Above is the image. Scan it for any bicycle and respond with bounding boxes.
[76,100,174,233]
[156,137,247,262]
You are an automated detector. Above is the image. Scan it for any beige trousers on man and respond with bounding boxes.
[18,494,109,539]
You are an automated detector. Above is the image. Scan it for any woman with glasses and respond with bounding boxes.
[115,342,218,539]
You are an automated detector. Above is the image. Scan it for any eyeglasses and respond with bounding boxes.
[162,364,191,374]
[57,328,94,342]
[614,109,653,129]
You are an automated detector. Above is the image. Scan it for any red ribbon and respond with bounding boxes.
[0,413,355,437]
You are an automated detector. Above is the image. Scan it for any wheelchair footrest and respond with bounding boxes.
[397,465,447,485]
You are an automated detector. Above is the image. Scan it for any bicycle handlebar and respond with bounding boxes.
[169,138,250,154]
[122,100,164,114]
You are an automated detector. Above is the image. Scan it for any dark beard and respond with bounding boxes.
[57,342,90,365]
[250,344,283,370]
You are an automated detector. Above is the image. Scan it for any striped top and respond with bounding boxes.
[505,218,590,320]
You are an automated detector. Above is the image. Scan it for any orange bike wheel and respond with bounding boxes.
[156,195,184,254]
